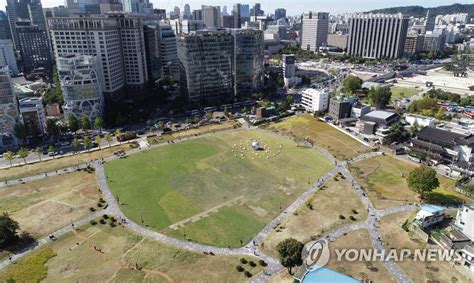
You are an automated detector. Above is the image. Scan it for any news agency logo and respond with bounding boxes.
[302,239,330,271]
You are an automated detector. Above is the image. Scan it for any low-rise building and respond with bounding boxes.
[351,103,371,118]
[18,97,47,138]
[405,114,436,128]
[358,110,400,135]
[328,97,351,120]
[414,204,445,229]
[411,126,474,173]
[301,88,329,112]
[0,66,19,149]
[454,203,474,241]
[458,244,474,272]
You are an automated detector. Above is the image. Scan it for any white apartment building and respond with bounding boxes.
[405,114,436,128]
[0,40,19,75]
[301,88,329,112]
[282,54,295,86]
[58,54,104,122]
[455,203,474,241]
[0,66,19,149]
[48,15,148,99]
[19,97,47,137]
[301,12,329,52]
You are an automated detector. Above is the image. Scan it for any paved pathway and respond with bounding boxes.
[0,128,419,283]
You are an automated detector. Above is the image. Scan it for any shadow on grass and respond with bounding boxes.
[424,192,464,206]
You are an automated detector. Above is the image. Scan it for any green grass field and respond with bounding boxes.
[105,129,333,247]
[269,114,368,160]
[349,155,472,209]
[1,224,264,282]
[390,86,420,102]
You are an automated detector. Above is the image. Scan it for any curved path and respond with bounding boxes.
[0,128,417,283]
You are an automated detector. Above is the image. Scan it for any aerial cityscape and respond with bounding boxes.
[0,0,473,282]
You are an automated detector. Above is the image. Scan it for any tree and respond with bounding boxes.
[342,75,363,94]
[83,136,92,151]
[67,115,79,134]
[0,213,20,248]
[48,145,56,158]
[17,147,29,164]
[46,119,60,139]
[368,87,392,109]
[3,151,14,167]
[434,107,445,120]
[81,116,91,131]
[276,238,304,274]
[104,134,112,147]
[206,112,213,121]
[72,137,80,151]
[94,117,104,132]
[382,123,407,145]
[94,135,102,149]
[407,166,440,199]
[34,147,42,161]
[13,122,27,143]
[42,65,63,106]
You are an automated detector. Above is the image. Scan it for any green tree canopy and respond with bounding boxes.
[0,213,20,248]
[3,151,15,167]
[17,147,29,164]
[13,122,27,143]
[368,87,392,109]
[342,76,363,94]
[67,115,79,133]
[81,116,91,131]
[276,238,304,274]
[407,165,440,199]
[94,117,104,131]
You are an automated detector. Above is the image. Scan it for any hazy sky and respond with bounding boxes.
[2,0,472,16]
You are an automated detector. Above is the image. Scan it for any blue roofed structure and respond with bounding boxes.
[421,204,445,214]
[302,267,360,283]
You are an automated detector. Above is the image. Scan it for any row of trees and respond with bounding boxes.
[67,115,104,134]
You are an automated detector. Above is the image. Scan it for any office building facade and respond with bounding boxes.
[0,66,19,149]
[57,54,104,122]
[274,8,286,20]
[0,40,19,75]
[16,21,52,74]
[157,22,179,79]
[302,88,329,112]
[48,15,148,99]
[19,97,47,138]
[202,5,220,29]
[177,31,234,103]
[301,12,329,52]
[347,13,409,59]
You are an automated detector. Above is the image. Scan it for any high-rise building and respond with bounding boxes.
[252,3,262,17]
[16,21,52,74]
[0,40,19,75]
[169,19,204,35]
[157,22,179,79]
[154,9,166,20]
[222,5,228,16]
[177,31,234,103]
[48,15,148,99]
[404,33,424,55]
[232,4,241,29]
[222,15,234,28]
[0,11,11,40]
[57,54,104,121]
[0,66,19,149]
[122,0,152,13]
[240,4,250,22]
[6,0,48,50]
[347,13,409,59]
[422,32,446,53]
[173,6,180,18]
[231,29,264,98]
[183,4,191,19]
[202,5,220,29]
[143,23,162,82]
[99,0,123,14]
[302,88,329,112]
[18,97,47,138]
[66,0,100,15]
[274,8,286,20]
[192,9,202,21]
[301,12,329,52]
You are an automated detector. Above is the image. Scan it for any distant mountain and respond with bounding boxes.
[369,3,474,21]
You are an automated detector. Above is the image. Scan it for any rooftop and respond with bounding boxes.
[303,267,359,283]
[363,110,397,120]
[416,126,467,146]
[421,204,445,214]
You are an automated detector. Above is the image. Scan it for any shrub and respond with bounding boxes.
[239,258,248,264]
[109,222,116,227]
[351,209,358,214]
[244,271,252,278]
[99,219,106,224]
[102,214,109,219]
[249,261,256,267]
[89,207,96,212]
[339,215,346,219]
[110,217,117,222]
[97,202,103,207]
[236,265,245,272]
[99,198,106,203]
[90,220,97,225]
[258,259,267,266]
[306,202,313,210]
[349,216,356,221]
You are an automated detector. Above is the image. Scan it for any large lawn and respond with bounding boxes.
[105,129,333,247]
[390,86,420,102]
[1,224,263,282]
[0,171,101,239]
[349,155,472,209]
[268,114,368,160]
[262,178,368,258]
[379,212,472,283]
[0,144,131,181]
